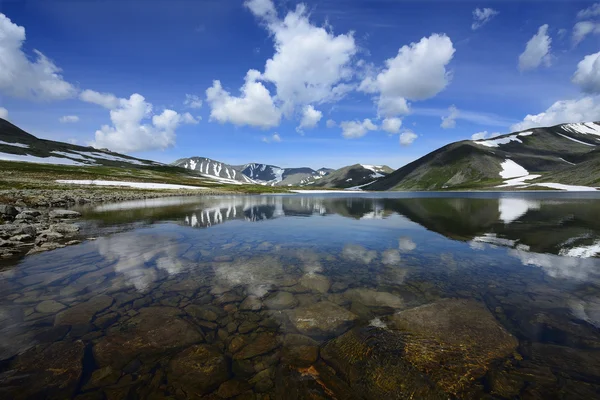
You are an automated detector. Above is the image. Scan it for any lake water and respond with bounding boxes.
[1,192,600,399]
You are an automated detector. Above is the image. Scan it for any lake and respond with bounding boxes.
[1,192,600,399]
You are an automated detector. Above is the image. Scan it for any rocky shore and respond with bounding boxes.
[0,187,224,259]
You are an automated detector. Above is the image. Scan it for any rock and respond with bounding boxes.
[217,379,252,398]
[168,344,230,396]
[15,213,34,221]
[94,307,202,369]
[35,230,63,244]
[233,332,280,360]
[0,204,18,217]
[264,291,298,310]
[299,274,331,293]
[8,340,85,399]
[343,288,404,310]
[286,301,358,338]
[250,368,274,393]
[36,300,66,313]
[281,334,319,367]
[50,223,80,235]
[238,320,259,334]
[55,295,114,326]
[240,295,262,311]
[49,209,81,219]
[10,234,32,242]
[20,209,41,217]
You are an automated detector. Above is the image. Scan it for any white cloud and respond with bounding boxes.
[246,1,357,115]
[441,105,459,129]
[206,69,281,129]
[262,133,282,143]
[359,34,455,117]
[326,119,336,128]
[381,117,402,133]
[340,119,377,138]
[59,115,79,123]
[80,89,120,109]
[0,13,76,100]
[471,131,489,140]
[182,112,200,124]
[578,3,600,19]
[184,94,203,109]
[399,130,418,146]
[573,52,600,94]
[518,25,552,71]
[0,107,7,119]
[91,93,197,153]
[512,97,600,131]
[471,8,499,30]
[297,105,322,131]
[572,21,600,46]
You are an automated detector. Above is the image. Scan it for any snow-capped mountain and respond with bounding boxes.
[240,163,285,184]
[308,164,394,189]
[172,157,256,184]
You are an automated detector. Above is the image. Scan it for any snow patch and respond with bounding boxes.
[0,153,88,166]
[559,157,576,166]
[556,132,596,147]
[290,190,365,193]
[474,135,522,147]
[562,122,600,137]
[0,140,29,148]
[499,159,529,179]
[559,241,600,258]
[532,183,598,192]
[56,180,208,190]
[497,174,541,187]
[517,131,533,137]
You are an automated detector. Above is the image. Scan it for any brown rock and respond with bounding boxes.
[55,295,114,326]
[168,344,230,396]
[233,332,280,360]
[286,301,358,338]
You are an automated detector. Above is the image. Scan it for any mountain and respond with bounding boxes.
[0,118,162,168]
[366,122,600,191]
[310,164,394,189]
[172,157,256,184]
[240,163,329,186]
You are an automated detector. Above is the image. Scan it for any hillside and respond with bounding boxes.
[366,122,600,191]
[309,164,394,189]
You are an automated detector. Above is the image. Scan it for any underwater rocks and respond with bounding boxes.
[264,291,297,310]
[321,298,518,398]
[168,344,230,396]
[286,301,358,338]
[54,295,114,326]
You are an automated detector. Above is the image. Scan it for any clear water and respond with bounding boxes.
[2,193,600,399]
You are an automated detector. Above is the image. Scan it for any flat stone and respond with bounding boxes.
[184,304,223,322]
[168,344,230,396]
[49,209,81,219]
[299,274,331,293]
[286,301,358,338]
[281,334,319,367]
[55,295,114,326]
[217,379,252,398]
[50,223,80,235]
[238,320,258,334]
[233,332,280,360]
[240,295,262,311]
[36,300,66,314]
[343,288,405,309]
[264,291,298,310]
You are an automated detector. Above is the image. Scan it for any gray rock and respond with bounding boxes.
[10,234,32,242]
[264,291,298,310]
[343,288,405,309]
[36,300,67,313]
[55,295,114,326]
[240,295,262,311]
[168,344,230,395]
[50,223,80,235]
[233,332,280,360]
[0,204,18,217]
[286,301,358,338]
[299,273,331,293]
[49,209,81,219]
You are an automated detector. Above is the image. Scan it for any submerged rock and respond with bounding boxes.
[264,291,298,310]
[299,273,331,293]
[233,332,280,360]
[286,301,358,338]
[343,288,405,310]
[54,294,114,326]
[49,209,81,219]
[168,344,230,395]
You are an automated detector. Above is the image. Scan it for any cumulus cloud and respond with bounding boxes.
[80,89,120,109]
[359,34,455,117]
[184,94,203,109]
[441,105,459,129]
[472,8,499,30]
[340,118,377,138]
[472,131,489,140]
[182,112,200,124]
[381,117,402,134]
[262,133,282,143]
[206,69,281,129]
[244,0,277,20]
[577,3,600,19]
[297,105,322,132]
[512,97,600,131]
[399,130,418,146]
[0,13,76,100]
[572,21,600,46]
[59,115,79,123]
[572,52,600,94]
[0,107,7,119]
[91,93,198,153]
[326,119,336,128]
[518,25,552,71]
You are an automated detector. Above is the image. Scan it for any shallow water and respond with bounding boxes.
[2,193,600,399]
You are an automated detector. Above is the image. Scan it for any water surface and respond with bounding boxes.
[1,193,600,399]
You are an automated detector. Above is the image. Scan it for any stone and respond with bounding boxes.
[10,234,32,242]
[185,304,222,322]
[49,209,81,219]
[93,307,203,369]
[343,288,404,309]
[286,301,358,338]
[228,335,250,354]
[36,300,66,314]
[168,344,230,396]
[264,291,298,310]
[233,332,280,360]
[250,368,274,393]
[281,334,319,367]
[50,223,80,235]
[55,295,114,326]
[217,379,251,398]
[299,274,331,293]
[0,204,18,217]
[238,320,259,334]
[240,295,262,311]
[35,230,63,244]
[20,209,41,217]
[8,340,85,399]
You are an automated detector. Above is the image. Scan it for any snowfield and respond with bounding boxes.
[532,183,598,192]
[556,132,596,147]
[497,174,542,188]
[562,122,600,137]
[0,140,30,148]
[56,180,208,190]
[290,190,365,194]
[474,135,523,147]
[499,159,529,179]
[0,153,88,165]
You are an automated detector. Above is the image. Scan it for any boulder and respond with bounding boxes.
[299,274,331,293]
[264,291,298,310]
[233,332,280,360]
[49,209,81,219]
[343,288,405,310]
[286,301,358,338]
[0,204,18,217]
[168,344,230,395]
[50,223,80,235]
[240,295,262,311]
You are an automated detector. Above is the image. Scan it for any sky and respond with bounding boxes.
[1,0,600,170]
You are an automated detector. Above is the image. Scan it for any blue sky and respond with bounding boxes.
[1,0,600,169]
